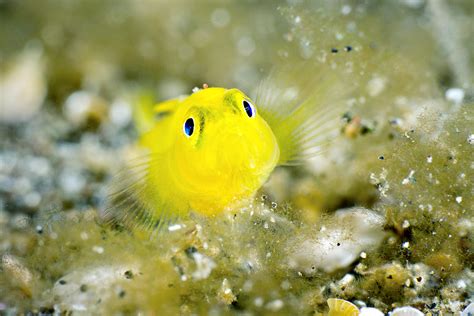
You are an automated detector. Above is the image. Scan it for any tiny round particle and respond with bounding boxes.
[344,45,353,52]
[331,48,339,53]
[467,134,474,145]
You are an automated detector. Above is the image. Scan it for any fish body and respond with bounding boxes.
[138,87,280,217]
[106,67,347,232]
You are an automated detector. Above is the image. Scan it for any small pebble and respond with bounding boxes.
[445,88,464,104]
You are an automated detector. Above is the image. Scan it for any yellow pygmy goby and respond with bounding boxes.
[106,71,345,232]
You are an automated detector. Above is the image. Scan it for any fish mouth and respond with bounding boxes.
[217,131,277,175]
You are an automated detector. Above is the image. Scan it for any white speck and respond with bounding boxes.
[280,280,291,290]
[211,8,230,28]
[192,252,216,280]
[402,170,415,185]
[265,299,284,311]
[456,279,466,289]
[237,36,256,56]
[402,242,410,248]
[80,232,89,240]
[92,246,104,254]
[60,170,86,195]
[405,279,411,287]
[456,196,462,204]
[335,32,344,40]
[192,87,200,93]
[402,220,410,229]
[109,99,132,127]
[263,222,269,229]
[266,252,271,258]
[367,76,387,97]
[341,5,352,15]
[63,91,96,125]
[168,224,182,231]
[427,155,433,163]
[445,88,465,105]
[294,16,301,24]
[181,275,188,281]
[24,191,41,208]
[360,252,367,259]
[254,297,264,307]
[468,134,474,145]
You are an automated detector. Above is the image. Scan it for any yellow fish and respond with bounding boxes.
[105,68,346,232]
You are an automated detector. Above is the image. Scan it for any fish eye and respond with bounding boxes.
[183,117,194,137]
[243,100,255,118]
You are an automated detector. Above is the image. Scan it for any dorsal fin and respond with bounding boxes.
[153,96,185,116]
[133,93,186,135]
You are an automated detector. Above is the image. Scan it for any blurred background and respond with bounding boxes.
[0,0,473,314]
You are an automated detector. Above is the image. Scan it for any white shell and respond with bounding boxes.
[461,303,474,316]
[390,306,424,316]
[360,307,384,316]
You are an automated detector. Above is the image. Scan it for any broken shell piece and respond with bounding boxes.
[1,254,34,297]
[390,306,424,316]
[327,298,359,316]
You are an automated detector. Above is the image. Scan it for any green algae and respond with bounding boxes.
[0,0,473,315]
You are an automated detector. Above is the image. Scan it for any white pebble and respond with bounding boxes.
[456,196,462,204]
[265,299,284,311]
[168,224,182,231]
[92,246,104,254]
[445,88,465,104]
[390,306,424,316]
[468,134,474,145]
[360,307,384,316]
[341,5,352,15]
[109,100,132,127]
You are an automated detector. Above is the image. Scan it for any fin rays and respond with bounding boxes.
[103,153,179,235]
[256,63,350,165]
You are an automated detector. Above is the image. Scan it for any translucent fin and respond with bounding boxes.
[133,93,184,135]
[153,97,184,116]
[133,92,157,135]
[255,64,351,165]
[103,153,180,235]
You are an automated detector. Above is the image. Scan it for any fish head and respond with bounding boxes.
[172,87,280,206]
